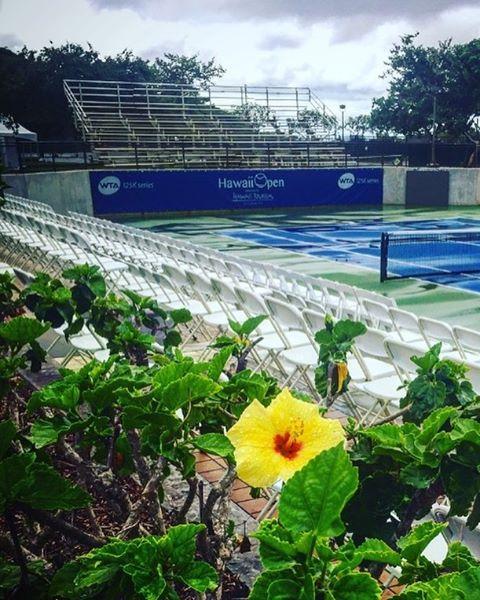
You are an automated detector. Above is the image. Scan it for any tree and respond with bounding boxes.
[346,114,371,138]
[370,34,480,141]
[286,108,337,139]
[0,43,225,139]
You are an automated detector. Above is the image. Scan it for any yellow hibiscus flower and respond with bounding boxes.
[226,388,345,488]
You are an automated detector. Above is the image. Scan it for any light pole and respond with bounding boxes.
[339,104,346,143]
[431,94,437,167]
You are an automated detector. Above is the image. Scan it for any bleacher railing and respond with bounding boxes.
[4,137,404,172]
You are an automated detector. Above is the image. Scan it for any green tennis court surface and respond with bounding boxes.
[122,206,480,330]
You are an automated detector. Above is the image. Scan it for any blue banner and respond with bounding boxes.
[90,168,383,215]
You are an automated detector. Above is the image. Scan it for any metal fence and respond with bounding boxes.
[2,137,479,173]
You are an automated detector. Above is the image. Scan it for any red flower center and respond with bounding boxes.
[274,431,302,460]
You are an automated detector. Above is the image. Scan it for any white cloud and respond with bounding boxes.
[1,0,480,117]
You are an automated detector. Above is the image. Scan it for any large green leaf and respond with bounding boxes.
[397,566,480,599]
[279,444,358,537]
[329,572,381,600]
[28,383,80,412]
[354,538,401,566]
[0,316,49,345]
[28,417,77,448]
[249,570,298,600]
[162,373,221,411]
[253,520,298,570]
[334,320,367,342]
[164,524,205,569]
[179,561,217,593]
[441,541,478,573]
[16,461,91,510]
[397,522,447,563]
[238,315,267,336]
[192,433,234,459]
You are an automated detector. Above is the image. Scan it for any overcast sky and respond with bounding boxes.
[2,0,480,116]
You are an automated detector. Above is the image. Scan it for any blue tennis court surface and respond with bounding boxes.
[221,217,480,293]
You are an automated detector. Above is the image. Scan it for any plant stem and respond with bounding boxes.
[176,477,198,524]
[5,508,29,590]
[16,504,105,548]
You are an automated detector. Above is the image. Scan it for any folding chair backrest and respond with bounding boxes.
[419,317,457,347]
[389,307,421,337]
[465,361,480,394]
[453,326,480,355]
[363,299,393,329]
[234,286,267,317]
[264,296,306,333]
[162,264,189,288]
[302,308,326,336]
[211,276,238,305]
[356,327,390,360]
[384,339,420,379]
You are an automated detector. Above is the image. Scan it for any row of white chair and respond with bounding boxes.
[2,194,480,423]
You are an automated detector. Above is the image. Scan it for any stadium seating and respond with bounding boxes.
[63,79,350,168]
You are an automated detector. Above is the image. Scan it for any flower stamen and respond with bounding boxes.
[274,431,303,460]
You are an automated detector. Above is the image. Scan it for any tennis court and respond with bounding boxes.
[220,217,480,294]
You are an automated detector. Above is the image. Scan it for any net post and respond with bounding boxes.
[380,232,388,282]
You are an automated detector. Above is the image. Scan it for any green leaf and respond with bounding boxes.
[329,572,381,600]
[397,522,447,563]
[28,417,74,448]
[253,520,298,570]
[397,566,480,599]
[442,541,478,573]
[417,407,458,446]
[192,433,234,458]
[164,524,205,569]
[249,570,297,600]
[207,347,232,381]
[334,319,367,342]
[179,561,217,592]
[279,444,358,537]
[0,316,49,345]
[0,420,16,460]
[239,315,267,336]
[169,308,192,324]
[28,383,80,413]
[16,462,91,510]
[162,373,221,411]
[399,464,438,489]
[268,579,302,599]
[355,538,401,566]
[0,454,35,512]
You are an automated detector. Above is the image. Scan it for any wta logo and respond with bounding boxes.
[98,176,121,195]
[337,172,355,190]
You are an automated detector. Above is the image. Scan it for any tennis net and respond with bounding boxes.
[379,230,480,281]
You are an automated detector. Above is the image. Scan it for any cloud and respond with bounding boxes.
[88,0,478,24]
[258,33,303,51]
[141,39,187,61]
[0,32,23,49]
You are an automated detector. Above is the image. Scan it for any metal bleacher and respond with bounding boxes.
[63,79,347,169]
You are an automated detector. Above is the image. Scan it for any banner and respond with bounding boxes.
[90,168,383,215]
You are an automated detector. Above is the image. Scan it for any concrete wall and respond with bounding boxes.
[4,166,480,214]
[4,170,93,215]
[383,166,480,206]
[383,167,407,205]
